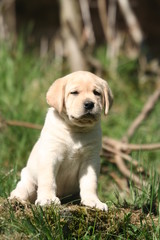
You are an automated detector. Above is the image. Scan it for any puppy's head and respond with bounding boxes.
[46,71,113,127]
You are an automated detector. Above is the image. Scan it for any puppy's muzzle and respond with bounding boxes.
[84,101,94,111]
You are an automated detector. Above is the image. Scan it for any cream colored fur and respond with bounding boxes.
[10,71,113,211]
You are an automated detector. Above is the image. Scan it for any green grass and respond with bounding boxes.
[0,42,160,239]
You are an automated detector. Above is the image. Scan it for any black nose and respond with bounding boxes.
[84,101,94,110]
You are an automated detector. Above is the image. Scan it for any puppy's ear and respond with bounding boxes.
[46,77,67,113]
[102,80,113,115]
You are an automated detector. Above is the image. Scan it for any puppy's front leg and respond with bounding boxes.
[79,158,108,211]
[35,153,61,206]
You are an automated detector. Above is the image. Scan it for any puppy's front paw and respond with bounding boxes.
[8,196,26,204]
[81,198,108,211]
[35,196,61,206]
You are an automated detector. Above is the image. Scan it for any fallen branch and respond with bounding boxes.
[6,120,42,130]
[122,88,160,142]
[103,137,160,152]
[0,115,42,130]
[114,154,145,186]
[102,141,147,186]
[102,143,138,167]
[109,172,129,192]
[102,88,160,188]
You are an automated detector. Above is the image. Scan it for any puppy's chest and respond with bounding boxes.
[67,141,87,161]
[64,133,100,162]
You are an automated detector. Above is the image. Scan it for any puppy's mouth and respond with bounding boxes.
[71,112,99,124]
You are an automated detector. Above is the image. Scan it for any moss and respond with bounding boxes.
[0,197,158,239]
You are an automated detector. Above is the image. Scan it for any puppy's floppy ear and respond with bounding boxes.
[46,77,67,113]
[102,80,113,115]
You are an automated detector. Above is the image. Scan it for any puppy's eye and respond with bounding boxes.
[70,91,79,95]
[93,90,101,96]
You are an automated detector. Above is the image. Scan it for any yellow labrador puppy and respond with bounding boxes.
[10,71,113,211]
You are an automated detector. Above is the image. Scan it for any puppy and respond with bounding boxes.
[10,71,113,211]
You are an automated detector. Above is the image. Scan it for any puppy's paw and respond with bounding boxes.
[81,198,108,211]
[8,196,26,204]
[35,196,61,206]
[9,190,27,203]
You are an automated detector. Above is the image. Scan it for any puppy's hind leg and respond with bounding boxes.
[10,167,37,203]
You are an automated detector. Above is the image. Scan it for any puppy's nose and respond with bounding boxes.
[84,101,94,110]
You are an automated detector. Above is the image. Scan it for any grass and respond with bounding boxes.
[0,41,160,239]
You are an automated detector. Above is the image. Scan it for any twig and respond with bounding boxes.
[124,143,160,151]
[0,112,42,130]
[109,172,129,192]
[102,143,147,186]
[122,88,160,142]
[102,144,138,167]
[103,137,160,152]
[6,120,42,130]
[114,154,145,186]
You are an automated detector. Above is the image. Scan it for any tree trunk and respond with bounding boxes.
[59,0,88,71]
[0,0,16,42]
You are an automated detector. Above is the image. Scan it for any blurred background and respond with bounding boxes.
[2,0,160,69]
[0,0,160,204]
